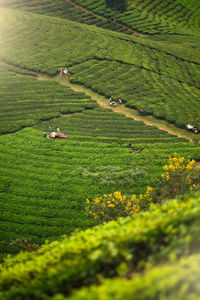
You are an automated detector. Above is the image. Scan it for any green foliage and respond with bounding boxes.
[2,0,200,35]
[0,9,200,128]
[1,192,200,299]
[105,0,128,22]
[74,165,146,189]
[105,0,128,12]
[85,187,153,222]
[0,66,97,134]
[1,94,199,260]
[54,252,200,300]
[160,153,200,199]
[70,59,200,129]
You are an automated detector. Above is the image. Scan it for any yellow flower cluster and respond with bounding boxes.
[144,186,153,202]
[85,187,153,221]
[162,153,196,183]
[160,152,199,199]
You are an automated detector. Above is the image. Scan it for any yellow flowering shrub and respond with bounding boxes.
[160,153,200,199]
[85,187,153,222]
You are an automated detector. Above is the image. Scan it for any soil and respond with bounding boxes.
[70,86,193,141]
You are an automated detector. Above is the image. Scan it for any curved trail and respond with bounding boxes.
[0,58,194,142]
[69,86,193,142]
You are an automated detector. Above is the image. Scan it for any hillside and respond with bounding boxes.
[1,0,200,35]
[0,0,200,298]
[0,191,200,299]
[0,8,200,128]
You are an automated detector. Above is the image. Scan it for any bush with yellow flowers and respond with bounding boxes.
[85,187,153,222]
[160,153,200,199]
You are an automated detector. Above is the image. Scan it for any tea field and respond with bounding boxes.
[0,8,200,128]
[0,105,199,259]
[1,0,200,35]
[0,0,132,35]
[1,191,200,299]
[0,1,200,298]
[0,65,98,134]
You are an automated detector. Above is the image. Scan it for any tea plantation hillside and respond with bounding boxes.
[1,0,200,35]
[1,191,200,300]
[2,108,200,260]
[0,0,132,35]
[71,0,200,34]
[0,65,98,134]
[0,1,200,298]
[0,8,200,128]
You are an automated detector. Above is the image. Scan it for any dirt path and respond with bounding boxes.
[65,0,142,37]
[0,58,195,142]
[69,85,193,141]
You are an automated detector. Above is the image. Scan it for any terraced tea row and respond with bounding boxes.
[0,0,132,35]
[71,0,200,34]
[34,108,187,141]
[0,9,199,129]
[1,8,199,72]
[0,127,138,259]
[69,59,200,128]
[1,105,199,260]
[0,66,97,134]
[1,192,200,300]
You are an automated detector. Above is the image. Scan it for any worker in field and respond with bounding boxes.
[117,96,122,104]
[43,130,47,137]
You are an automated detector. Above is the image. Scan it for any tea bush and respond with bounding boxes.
[55,252,200,300]
[159,153,200,199]
[0,8,200,127]
[85,187,153,222]
[0,66,98,134]
[0,192,200,299]
[1,117,199,259]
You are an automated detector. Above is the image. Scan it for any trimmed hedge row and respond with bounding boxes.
[71,0,200,34]
[69,59,200,128]
[0,108,199,260]
[0,192,200,299]
[55,252,200,300]
[0,66,98,134]
[0,0,132,35]
[2,0,199,35]
[33,107,176,139]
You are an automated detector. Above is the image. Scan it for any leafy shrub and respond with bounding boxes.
[159,153,200,199]
[85,187,153,222]
[1,192,200,299]
[55,252,200,300]
[74,165,146,189]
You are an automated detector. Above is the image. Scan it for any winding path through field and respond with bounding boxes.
[56,76,194,142]
[0,59,195,142]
